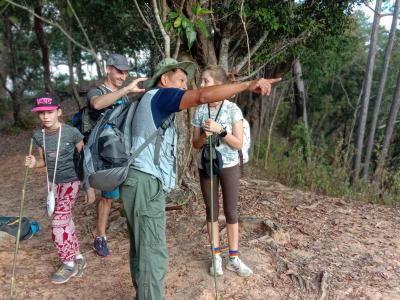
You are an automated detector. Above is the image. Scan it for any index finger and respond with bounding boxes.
[266,77,282,84]
[134,77,148,83]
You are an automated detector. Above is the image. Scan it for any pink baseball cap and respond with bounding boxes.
[32,93,60,112]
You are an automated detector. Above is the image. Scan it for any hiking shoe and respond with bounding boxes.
[209,255,223,276]
[93,236,110,257]
[75,256,87,277]
[226,257,253,277]
[51,263,78,284]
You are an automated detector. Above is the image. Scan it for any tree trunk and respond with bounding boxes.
[218,36,231,72]
[175,108,196,185]
[33,5,53,93]
[218,22,234,71]
[76,50,84,84]
[265,88,283,169]
[95,57,103,79]
[67,36,82,109]
[293,57,311,163]
[0,35,8,100]
[3,11,22,125]
[11,88,23,125]
[236,92,260,155]
[374,68,400,181]
[293,58,308,128]
[353,0,382,181]
[195,32,218,66]
[363,0,400,180]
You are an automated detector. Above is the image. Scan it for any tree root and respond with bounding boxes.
[318,271,329,300]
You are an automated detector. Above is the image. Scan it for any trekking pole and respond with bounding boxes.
[10,138,33,297]
[208,136,219,300]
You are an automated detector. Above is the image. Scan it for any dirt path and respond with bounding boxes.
[1,132,400,300]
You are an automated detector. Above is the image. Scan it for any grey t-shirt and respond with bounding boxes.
[85,85,129,132]
[86,85,128,110]
[33,124,84,184]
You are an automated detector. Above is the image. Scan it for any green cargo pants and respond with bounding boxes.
[121,168,167,300]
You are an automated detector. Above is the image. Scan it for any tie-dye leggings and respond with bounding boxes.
[51,180,80,263]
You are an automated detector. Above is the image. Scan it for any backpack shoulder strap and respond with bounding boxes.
[97,84,109,95]
[154,114,175,165]
[127,113,175,167]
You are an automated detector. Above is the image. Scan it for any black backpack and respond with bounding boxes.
[73,85,128,180]
[82,100,174,192]
[0,216,36,241]
[72,85,128,137]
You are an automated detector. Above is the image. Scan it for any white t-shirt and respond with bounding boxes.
[192,100,243,169]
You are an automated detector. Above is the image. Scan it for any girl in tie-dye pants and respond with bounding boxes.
[25,93,87,284]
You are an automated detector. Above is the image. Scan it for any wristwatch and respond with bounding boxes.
[219,127,228,138]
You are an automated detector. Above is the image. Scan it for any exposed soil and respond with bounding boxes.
[0,131,400,300]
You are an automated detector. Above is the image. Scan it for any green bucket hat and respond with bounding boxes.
[144,58,197,90]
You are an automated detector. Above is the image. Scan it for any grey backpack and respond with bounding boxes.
[83,101,174,191]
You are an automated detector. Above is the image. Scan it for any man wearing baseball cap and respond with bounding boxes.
[121,57,281,299]
[86,53,147,258]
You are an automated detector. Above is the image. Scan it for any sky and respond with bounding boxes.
[359,0,398,30]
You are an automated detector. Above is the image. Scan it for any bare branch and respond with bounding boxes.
[228,34,245,57]
[237,59,271,81]
[161,0,168,23]
[378,119,400,130]
[173,37,181,59]
[364,2,394,18]
[151,0,170,58]
[336,75,355,109]
[133,0,165,58]
[5,0,91,53]
[66,0,103,76]
[237,31,310,80]
[365,3,376,13]
[265,83,288,168]
[235,31,268,73]
[218,21,234,70]
[239,0,251,76]
[0,3,9,14]
[219,36,231,71]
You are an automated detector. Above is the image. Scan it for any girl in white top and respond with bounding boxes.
[192,66,253,277]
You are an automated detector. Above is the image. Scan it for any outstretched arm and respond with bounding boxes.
[179,78,281,110]
[91,77,147,110]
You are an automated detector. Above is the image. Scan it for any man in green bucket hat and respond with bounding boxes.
[143,57,197,90]
[121,57,280,299]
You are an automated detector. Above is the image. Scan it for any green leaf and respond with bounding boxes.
[174,16,182,28]
[197,8,212,15]
[195,18,208,37]
[186,27,197,49]
[163,21,172,32]
[181,16,189,29]
[168,11,179,19]
[8,16,18,24]
[191,5,199,15]
[66,5,73,18]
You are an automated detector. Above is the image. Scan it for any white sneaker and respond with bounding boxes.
[209,254,223,276]
[226,257,253,277]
